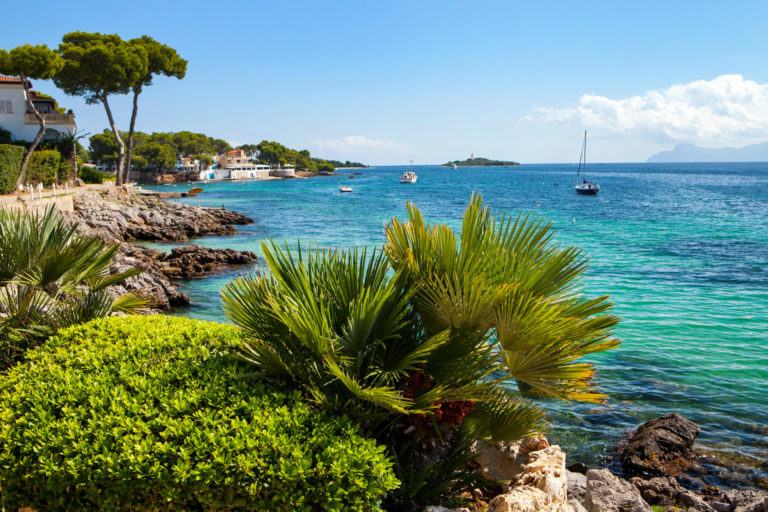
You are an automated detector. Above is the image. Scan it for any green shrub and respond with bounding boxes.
[0,143,23,193]
[26,148,61,186]
[0,316,398,511]
[79,164,103,183]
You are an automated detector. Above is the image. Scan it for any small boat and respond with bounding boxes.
[575,131,599,195]
[339,186,352,193]
[399,161,418,184]
[451,163,458,169]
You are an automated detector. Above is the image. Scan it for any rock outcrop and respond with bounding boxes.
[61,187,257,310]
[584,469,651,512]
[481,440,573,512]
[620,413,701,477]
[64,187,252,244]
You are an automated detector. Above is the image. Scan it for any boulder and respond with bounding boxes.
[621,413,701,477]
[584,469,651,512]
[725,489,768,512]
[424,507,470,512]
[485,443,568,512]
[473,436,550,484]
[630,476,719,512]
[567,469,587,503]
[487,486,558,512]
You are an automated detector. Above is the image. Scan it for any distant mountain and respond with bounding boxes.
[646,142,768,162]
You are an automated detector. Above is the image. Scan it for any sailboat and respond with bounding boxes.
[575,131,599,195]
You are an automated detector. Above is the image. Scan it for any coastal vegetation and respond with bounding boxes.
[0,44,63,187]
[323,158,368,168]
[89,129,231,172]
[223,194,619,509]
[0,144,24,194]
[443,157,520,167]
[0,206,145,370]
[0,316,398,510]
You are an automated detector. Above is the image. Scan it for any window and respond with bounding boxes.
[0,100,12,114]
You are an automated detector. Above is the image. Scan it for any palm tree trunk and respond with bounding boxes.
[102,94,125,186]
[124,85,141,185]
[16,72,47,190]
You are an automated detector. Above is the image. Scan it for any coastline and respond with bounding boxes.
[59,185,258,310]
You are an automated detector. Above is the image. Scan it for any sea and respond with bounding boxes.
[145,163,768,489]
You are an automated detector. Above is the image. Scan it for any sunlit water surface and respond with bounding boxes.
[146,163,768,488]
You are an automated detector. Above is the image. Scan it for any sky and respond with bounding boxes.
[3,0,768,164]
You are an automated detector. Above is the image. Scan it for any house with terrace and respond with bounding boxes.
[0,76,76,142]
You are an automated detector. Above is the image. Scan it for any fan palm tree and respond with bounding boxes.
[0,205,147,369]
[222,194,619,508]
[385,193,620,404]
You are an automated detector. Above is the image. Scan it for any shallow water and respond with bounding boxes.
[146,163,768,488]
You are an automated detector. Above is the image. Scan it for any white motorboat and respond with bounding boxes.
[339,185,352,193]
[451,163,458,169]
[399,161,418,184]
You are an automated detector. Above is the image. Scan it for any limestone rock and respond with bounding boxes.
[567,498,588,512]
[621,413,701,477]
[584,469,651,512]
[424,507,470,512]
[472,436,550,484]
[567,469,587,503]
[725,489,768,512]
[487,486,559,512]
[59,188,257,312]
[485,443,568,512]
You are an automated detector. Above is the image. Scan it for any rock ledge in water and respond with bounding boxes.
[621,413,701,477]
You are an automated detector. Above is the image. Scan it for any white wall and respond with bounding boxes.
[0,85,75,142]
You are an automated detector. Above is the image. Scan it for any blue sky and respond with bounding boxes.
[3,0,768,164]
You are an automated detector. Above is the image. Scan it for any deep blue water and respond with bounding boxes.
[146,163,768,488]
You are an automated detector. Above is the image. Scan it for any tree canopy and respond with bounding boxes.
[0,44,64,187]
[55,32,149,185]
[55,32,147,105]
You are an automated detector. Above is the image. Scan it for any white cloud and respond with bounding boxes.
[309,135,408,153]
[527,74,768,146]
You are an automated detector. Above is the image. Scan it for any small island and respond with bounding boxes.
[442,156,520,167]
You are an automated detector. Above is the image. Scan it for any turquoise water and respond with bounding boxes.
[146,163,768,488]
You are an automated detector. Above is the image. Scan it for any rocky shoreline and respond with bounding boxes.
[63,186,258,310]
[430,414,767,512]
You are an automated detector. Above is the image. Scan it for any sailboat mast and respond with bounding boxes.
[583,131,587,184]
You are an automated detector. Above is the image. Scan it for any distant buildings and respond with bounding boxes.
[0,76,76,142]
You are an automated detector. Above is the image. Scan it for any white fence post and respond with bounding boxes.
[52,183,56,197]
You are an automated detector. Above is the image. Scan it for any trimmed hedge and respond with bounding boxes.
[26,148,61,186]
[0,316,398,511]
[0,143,23,194]
[79,164,104,183]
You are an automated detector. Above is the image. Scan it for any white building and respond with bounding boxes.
[270,164,296,178]
[198,168,231,180]
[229,164,270,180]
[0,76,76,142]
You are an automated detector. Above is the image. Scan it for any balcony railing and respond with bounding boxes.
[24,112,76,125]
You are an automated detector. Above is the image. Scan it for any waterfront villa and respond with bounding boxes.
[218,149,271,179]
[0,76,76,142]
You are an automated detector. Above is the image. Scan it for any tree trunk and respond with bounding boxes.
[124,85,141,185]
[16,72,47,190]
[102,94,125,186]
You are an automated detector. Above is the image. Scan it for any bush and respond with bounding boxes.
[0,316,398,511]
[26,148,61,186]
[0,143,23,193]
[79,164,103,183]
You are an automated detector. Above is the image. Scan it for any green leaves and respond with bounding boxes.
[0,316,398,510]
[0,206,147,369]
[0,44,62,80]
[385,192,620,404]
